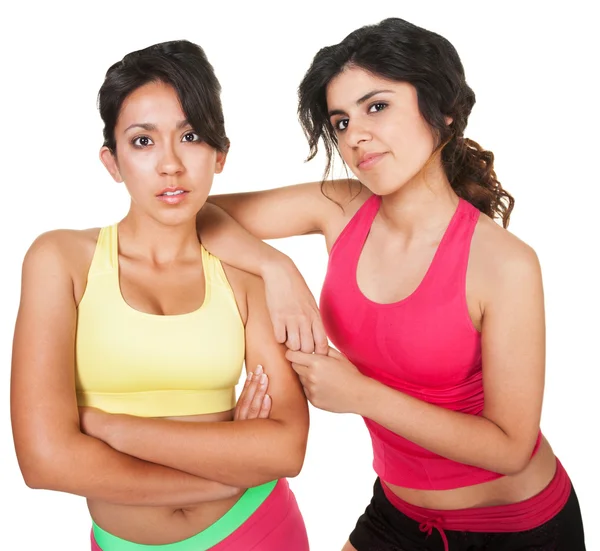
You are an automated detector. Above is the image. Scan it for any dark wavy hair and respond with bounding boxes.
[298,18,514,227]
[98,40,228,155]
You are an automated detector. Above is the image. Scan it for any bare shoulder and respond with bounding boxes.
[320,179,373,243]
[321,178,373,217]
[25,228,96,263]
[471,214,542,300]
[23,228,101,299]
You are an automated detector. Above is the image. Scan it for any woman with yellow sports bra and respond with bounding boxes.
[10,40,310,550]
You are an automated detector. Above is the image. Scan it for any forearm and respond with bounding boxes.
[25,433,237,506]
[359,379,534,475]
[104,416,305,487]
[198,202,290,279]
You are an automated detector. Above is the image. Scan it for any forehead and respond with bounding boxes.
[326,66,411,109]
[117,81,185,129]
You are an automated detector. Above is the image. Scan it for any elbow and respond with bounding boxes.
[496,442,536,476]
[285,445,307,478]
[18,455,55,490]
[16,441,66,491]
[276,437,307,480]
[21,468,46,490]
[257,438,307,484]
[496,460,525,477]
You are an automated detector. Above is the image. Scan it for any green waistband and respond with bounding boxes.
[93,480,277,551]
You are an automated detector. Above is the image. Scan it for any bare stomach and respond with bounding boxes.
[384,436,557,510]
[87,409,245,545]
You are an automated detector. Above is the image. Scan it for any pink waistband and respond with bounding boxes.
[91,479,308,551]
[381,458,571,551]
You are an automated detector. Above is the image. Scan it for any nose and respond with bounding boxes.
[157,143,185,176]
[344,119,372,149]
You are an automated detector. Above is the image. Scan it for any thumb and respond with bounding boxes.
[327,346,344,360]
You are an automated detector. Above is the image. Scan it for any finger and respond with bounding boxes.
[234,372,253,420]
[235,369,260,420]
[233,372,252,421]
[247,371,269,419]
[298,375,310,390]
[312,318,329,355]
[286,349,315,366]
[285,321,301,351]
[299,382,311,401]
[299,319,315,354]
[291,361,311,379]
[258,394,271,419]
[327,347,344,360]
[273,317,287,344]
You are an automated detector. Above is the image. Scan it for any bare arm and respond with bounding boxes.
[198,181,367,353]
[203,183,334,240]
[289,243,545,475]
[10,232,238,506]
[87,273,310,488]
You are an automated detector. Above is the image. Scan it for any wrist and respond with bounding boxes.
[259,249,295,279]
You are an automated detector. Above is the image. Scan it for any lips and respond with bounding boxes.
[156,187,190,205]
[157,187,188,197]
[357,152,386,170]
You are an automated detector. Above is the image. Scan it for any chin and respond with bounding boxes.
[154,209,200,228]
[363,179,407,197]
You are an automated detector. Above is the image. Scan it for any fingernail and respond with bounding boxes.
[260,373,267,384]
[256,365,263,375]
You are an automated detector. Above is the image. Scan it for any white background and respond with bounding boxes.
[1,1,598,549]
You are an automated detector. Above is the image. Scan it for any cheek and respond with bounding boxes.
[185,149,218,176]
[393,119,435,165]
[337,141,351,163]
[118,150,156,180]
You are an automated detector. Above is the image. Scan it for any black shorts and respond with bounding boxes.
[348,478,586,551]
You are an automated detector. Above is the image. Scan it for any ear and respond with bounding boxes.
[444,115,453,126]
[214,150,228,174]
[99,146,123,183]
[214,143,229,174]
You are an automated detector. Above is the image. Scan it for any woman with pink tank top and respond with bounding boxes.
[199,18,586,550]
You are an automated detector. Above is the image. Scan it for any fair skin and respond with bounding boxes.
[11,80,308,545]
[198,67,558,549]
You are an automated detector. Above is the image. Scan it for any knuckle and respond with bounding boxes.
[301,342,314,353]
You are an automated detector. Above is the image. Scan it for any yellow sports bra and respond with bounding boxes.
[75,224,245,417]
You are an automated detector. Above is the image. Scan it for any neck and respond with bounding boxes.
[379,162,459,236]
[118,208,201,265]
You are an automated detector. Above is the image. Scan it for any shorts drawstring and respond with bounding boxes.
[419,517,449,551]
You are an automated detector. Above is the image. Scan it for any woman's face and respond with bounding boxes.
[326,66,440,196]
[101,80,226,226]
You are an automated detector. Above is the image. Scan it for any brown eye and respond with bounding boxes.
[369,102,388,113]
[335,119,349,132]
[132,136,153,147]
[182,132,200,142]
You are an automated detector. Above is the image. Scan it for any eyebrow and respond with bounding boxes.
[124,119,192,132]
[328,89,395,118]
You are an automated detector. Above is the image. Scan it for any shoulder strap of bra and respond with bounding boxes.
[200,245,231,289]
[330,194,381,257]
[87,224,118,276]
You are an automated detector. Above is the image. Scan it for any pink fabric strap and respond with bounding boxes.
[381,459,571,551]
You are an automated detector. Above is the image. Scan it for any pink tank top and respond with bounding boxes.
[320,195,541,490]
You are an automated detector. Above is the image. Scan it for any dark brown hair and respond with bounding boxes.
[98,40,229,155]
[298,18,514,227]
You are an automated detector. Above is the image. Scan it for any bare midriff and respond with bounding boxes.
[384,436,557,511]
[87,409,244,545]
